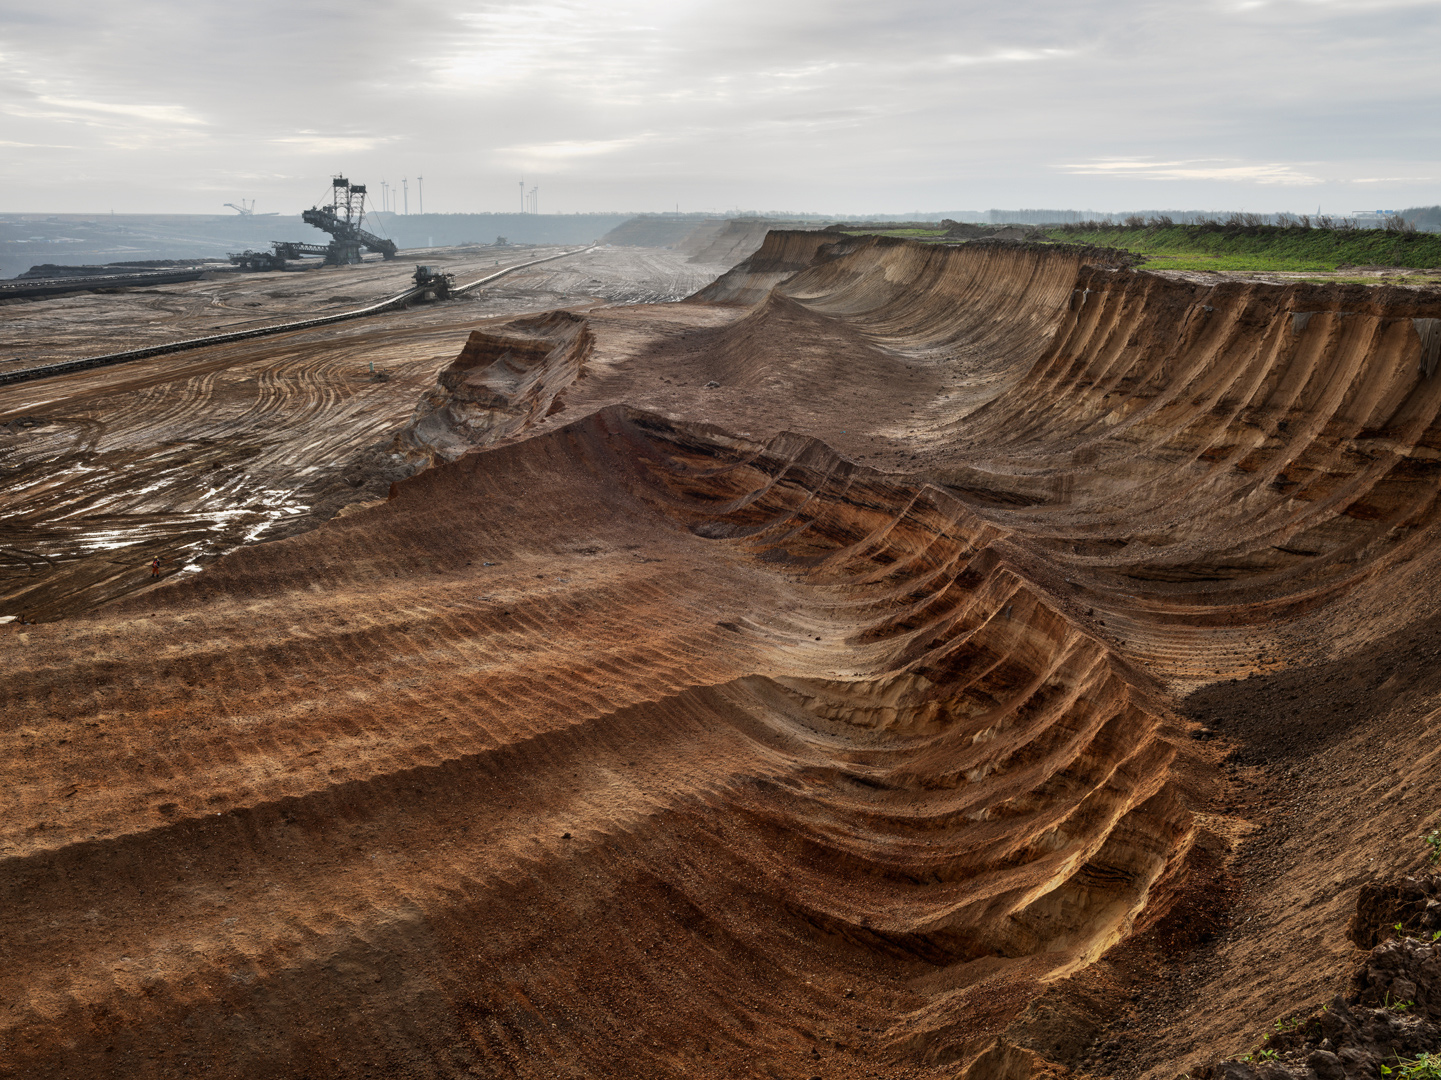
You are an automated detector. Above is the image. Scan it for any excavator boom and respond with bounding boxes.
[300,206,398,261]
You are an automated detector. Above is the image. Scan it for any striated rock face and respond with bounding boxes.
[0,404,1204,1080]
[394,309,592,463]
[608,409,1194,971]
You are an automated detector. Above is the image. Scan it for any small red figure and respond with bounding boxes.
[150,556,161,579]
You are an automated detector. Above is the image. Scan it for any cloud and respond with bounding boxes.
[1060,158,1326,185]
[1220,0,1441,9]
[497,136,655,165]
[0,0,1438,212]
[0,138,78,148]
[270,133,393,154]
[940,47,1076,65]
[1352,175,1438,183]
[34,96,206,125]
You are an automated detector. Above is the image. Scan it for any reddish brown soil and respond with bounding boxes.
[4,234,1441,1079]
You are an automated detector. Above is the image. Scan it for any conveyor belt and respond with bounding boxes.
[0,247,592,386]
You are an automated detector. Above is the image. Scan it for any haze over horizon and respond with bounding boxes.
[2,0,1438,217]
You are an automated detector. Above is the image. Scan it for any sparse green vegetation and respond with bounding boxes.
[1384,990,1414,1013]
[833,217,1441,273]
[1040,221,1441,273]
[1382,1053,1441,1080]
[1422,828,1441,864]
[1388,921,1441,945]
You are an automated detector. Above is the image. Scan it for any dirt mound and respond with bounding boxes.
[1200,939,1441,1080]
[0,405,1198,1078]
[1351,875,1441,949]
[394,310,592,464]
[6,236,1441,1078]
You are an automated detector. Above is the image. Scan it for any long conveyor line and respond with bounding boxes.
[0,246,593,387]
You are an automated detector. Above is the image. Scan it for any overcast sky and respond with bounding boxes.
[2,0,1438,215]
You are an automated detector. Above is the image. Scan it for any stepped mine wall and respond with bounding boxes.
[708,233,1441,677]
[691,228,846,305]
[700,233,1115,396]
[779,235,1099,366]
[8,233,1441,1077]
[904,263,1441,671]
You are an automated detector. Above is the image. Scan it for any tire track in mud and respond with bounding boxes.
[0,249,712,621]
[0,248,591,387]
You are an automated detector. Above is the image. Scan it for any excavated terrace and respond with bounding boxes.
[2,235,1441,1079]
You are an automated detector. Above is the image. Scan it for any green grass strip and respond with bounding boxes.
[1040,223,1441,271]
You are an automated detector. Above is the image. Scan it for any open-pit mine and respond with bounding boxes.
[4,231,1441,1080]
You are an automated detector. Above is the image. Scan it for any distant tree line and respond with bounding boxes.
[1403,205,1441,232]
[1051,210,1441,235]
[989,207,1441,233]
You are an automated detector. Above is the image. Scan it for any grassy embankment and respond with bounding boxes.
[1041,223,1441,274]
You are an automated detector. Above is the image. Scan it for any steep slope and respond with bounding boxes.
[693,229,845,305]
[4,235,1441,1079]
[0,407,1200,1079]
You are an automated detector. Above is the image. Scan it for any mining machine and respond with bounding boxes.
[412,264,455,301]
[301,176,398,265]
[227,249,286,271]
[229,176,398,271]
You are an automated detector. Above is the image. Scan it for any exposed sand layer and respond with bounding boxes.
[3,234,1441,1079]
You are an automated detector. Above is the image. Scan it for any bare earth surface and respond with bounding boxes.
[0,247,729,618]
[4,234,1441,1080]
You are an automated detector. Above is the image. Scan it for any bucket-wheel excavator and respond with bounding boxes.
[229,176,398,270]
